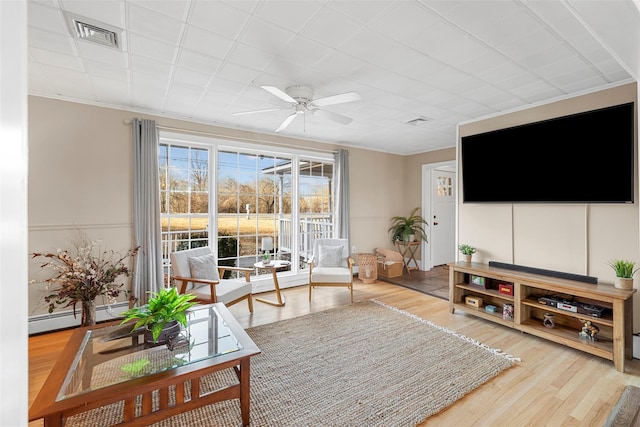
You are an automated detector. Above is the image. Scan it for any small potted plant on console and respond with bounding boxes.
[608,259,638,290]
[458,244,476,263]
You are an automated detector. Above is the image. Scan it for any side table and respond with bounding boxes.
[394,241,420,274]
[253,260,290,306]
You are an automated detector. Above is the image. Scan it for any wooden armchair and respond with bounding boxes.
[170,247,253,312]
[308,238,355,303]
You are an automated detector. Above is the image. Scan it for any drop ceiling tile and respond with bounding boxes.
[127,3,185,45]
[29,27,77,56]
[302,7,361,48]
[216,62,262,85]
[312,51,368,79]
[173,66,212,87]
[40,65,93,94]
[278,36,334,68]
[240,17,297,54]
[61,0,125,29]
[227,43,276,71]
[83,58,129,81]
[130,54,173,78]
[29,47,85,72]
[28,2,67,34]
[129,33,178,64]
[369,1,439,43]
[253,0,325,33]
[328,0,393,25]
[189,1,250,39]
[177,49,223,75]
[128,0,190,21]
[77,42,128,67]
[182,25,235,58]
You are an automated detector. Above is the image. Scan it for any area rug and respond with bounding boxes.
[67,300,518,426]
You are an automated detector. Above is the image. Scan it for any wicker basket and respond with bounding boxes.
[358,253,378,283]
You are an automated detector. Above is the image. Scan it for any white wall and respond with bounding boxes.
[1,2,28,425]
[457,82,640,331]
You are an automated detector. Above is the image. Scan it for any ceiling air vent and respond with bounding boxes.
[64,12,123,50]
[403,116,431,126]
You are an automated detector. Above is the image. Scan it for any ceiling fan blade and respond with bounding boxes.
[232,107,285,116]
[261,86,297,103]
[312,109,353,125]
[275,112,298,132]
[311,91,361,107]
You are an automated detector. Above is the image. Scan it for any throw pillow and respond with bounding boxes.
[188,254,220,285]
[317,244,344,267]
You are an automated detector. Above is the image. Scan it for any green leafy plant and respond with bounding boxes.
[119,287,197,343]
[458,244,477,256]
[388,207,429,243]
[608,259,639,278]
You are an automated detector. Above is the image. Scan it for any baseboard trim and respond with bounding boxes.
[29,301,128,335]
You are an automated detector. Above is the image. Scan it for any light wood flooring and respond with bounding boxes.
[29,280,640,426]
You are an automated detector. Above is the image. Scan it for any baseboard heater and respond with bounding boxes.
[488,261,598,284]
[28,301,129,335]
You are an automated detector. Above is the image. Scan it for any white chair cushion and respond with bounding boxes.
[188,254,220,287]
[189,280,252,304]
[317,244,345,267]
[311,267,353,283]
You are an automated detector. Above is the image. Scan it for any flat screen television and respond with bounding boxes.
[461,102,635,203]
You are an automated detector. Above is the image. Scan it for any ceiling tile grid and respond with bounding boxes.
[27,0,635,155]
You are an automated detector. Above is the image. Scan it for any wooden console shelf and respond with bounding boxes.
[448,261,636,372]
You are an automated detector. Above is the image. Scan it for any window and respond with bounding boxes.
[159,133,334,286]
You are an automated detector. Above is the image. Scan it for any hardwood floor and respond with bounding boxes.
[29,280,640,426]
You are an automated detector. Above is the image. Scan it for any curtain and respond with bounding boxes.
[334,148,350,241]
[132,118,163,304]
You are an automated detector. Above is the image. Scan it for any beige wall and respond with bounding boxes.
[457,82,640,330]
[27,96,410,316]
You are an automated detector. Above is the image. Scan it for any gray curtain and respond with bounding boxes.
[334,148,350,241]
[132,118,163,304]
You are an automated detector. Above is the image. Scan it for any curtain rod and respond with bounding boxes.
[124,119,339,154]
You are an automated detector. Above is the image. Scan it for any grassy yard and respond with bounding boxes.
[162,216,278,235]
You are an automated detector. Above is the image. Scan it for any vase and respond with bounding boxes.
[614,277,634,290]
[543,313,555,328]
[144,320,182,345]
[81,299,96,327]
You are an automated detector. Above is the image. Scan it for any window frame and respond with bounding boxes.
[159,131,335,290]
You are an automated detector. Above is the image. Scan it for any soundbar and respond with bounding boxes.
[488,261,597,284]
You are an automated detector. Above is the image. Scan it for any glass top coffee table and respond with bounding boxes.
[29,302,260,427]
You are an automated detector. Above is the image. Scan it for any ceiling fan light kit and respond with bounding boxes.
[233,85,361,133]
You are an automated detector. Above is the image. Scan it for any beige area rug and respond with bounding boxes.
[67,300,519,427]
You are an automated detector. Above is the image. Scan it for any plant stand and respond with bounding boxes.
[394,241,420,274]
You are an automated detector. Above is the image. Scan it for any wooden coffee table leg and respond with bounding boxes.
[240,358,251,426]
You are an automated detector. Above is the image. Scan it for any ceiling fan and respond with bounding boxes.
[232,85,361,132]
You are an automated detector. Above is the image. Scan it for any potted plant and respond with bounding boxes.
[458,244,476,263]
[119,287,197,344]
[388,207,429,243]
[608,259,638,290]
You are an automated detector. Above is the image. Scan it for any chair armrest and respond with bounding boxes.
[173,276,220,295]
[217,266,253,283]
[173,276,220,285]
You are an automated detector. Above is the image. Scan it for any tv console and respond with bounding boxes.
[448,261,636,372]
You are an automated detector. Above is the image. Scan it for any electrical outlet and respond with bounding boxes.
[352,246,357,254]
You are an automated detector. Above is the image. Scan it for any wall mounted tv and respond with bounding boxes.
[461,102,635,203]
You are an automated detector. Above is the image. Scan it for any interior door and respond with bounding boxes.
[431,169,456,266]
